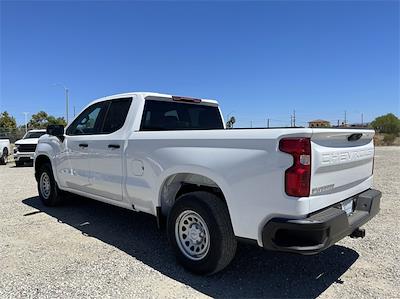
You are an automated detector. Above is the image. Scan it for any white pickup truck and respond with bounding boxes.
[35,92,381,274]
[0,137,11,165]
[14,129,46,166]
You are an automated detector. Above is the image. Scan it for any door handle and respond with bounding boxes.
[108,144,120,149]
[79,143,88,148]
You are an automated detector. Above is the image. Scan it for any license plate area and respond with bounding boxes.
[341,198,354,216]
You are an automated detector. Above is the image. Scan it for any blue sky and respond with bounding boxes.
[1,1,399,127]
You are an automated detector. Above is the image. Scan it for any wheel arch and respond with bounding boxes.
[34,154,53,182]
[158,170,231,218]
[2,146,8,155]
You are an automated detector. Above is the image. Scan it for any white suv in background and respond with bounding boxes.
[14,129,46,166]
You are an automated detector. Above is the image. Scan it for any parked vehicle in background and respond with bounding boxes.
[0,137,11,165]
[35,92,381,275]
[14,129,46,166]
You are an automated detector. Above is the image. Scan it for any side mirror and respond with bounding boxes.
[47,125,65,140]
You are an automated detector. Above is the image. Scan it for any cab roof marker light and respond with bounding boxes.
[172,96,202,103]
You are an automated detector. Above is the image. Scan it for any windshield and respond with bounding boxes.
[24,131,46,139]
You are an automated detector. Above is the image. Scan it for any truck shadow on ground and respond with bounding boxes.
[22,196,359,298]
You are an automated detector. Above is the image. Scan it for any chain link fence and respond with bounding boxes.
[0,128,26,143]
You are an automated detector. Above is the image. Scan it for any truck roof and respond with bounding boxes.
[98,92,219,106]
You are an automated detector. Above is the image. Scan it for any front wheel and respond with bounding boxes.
[37,163,63,206]
[167,191,237,275]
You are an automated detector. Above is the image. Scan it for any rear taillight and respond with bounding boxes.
[279,138,311,197]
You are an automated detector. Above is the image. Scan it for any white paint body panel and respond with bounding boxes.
[0,139,11,155]
[35,92,375,245]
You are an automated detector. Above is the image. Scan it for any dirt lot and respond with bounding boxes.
[0,147,399,298]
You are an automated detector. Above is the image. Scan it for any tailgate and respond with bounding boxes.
[309,129,375,212]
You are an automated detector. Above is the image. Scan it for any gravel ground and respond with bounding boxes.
[0,147,399,298]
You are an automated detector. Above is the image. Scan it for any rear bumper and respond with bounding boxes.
[262,188,381,254]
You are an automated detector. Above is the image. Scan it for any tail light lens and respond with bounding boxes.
[279,138,311,197]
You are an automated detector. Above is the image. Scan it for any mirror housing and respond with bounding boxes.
[47,125,65,141]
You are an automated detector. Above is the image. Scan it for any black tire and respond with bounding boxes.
[0,148,7,165]
[167,191,237,275]
[15,161,23,167]
[37,163,63,206]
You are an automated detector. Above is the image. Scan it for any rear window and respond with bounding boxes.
[140,100,224,131]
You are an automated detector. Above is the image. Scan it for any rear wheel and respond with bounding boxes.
[37,163,63,206]
[167,191,237,275]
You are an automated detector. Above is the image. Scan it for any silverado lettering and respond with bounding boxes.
[321,149,374,165]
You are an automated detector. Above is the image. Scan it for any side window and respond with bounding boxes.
[66,102,108,135]
[102,98,132,133]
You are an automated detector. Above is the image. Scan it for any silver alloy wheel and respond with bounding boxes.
[40,172,51,199]
[175,210,210,261]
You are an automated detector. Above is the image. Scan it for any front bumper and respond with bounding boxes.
[262,189,381,254]
[14,152,35,162]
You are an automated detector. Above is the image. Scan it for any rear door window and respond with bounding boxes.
[102,98,132,133]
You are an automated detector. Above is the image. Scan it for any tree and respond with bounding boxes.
[371,113,400,135]
[0,111,17,132]
[28,111,49,129]
[28,111,67,129]
[47,116,67,126]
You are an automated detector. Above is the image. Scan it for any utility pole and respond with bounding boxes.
[250,120,253,128]
[73,106,76,118]
[22,112,29,134]
[267,118,270,128]
[337,119,340,127]
[65,88,69,124]
[293,110,296,127]
[344,110,347,126]
[361,113,364,126]
[53,84,69,124]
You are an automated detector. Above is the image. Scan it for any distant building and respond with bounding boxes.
[308,119,331,128]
